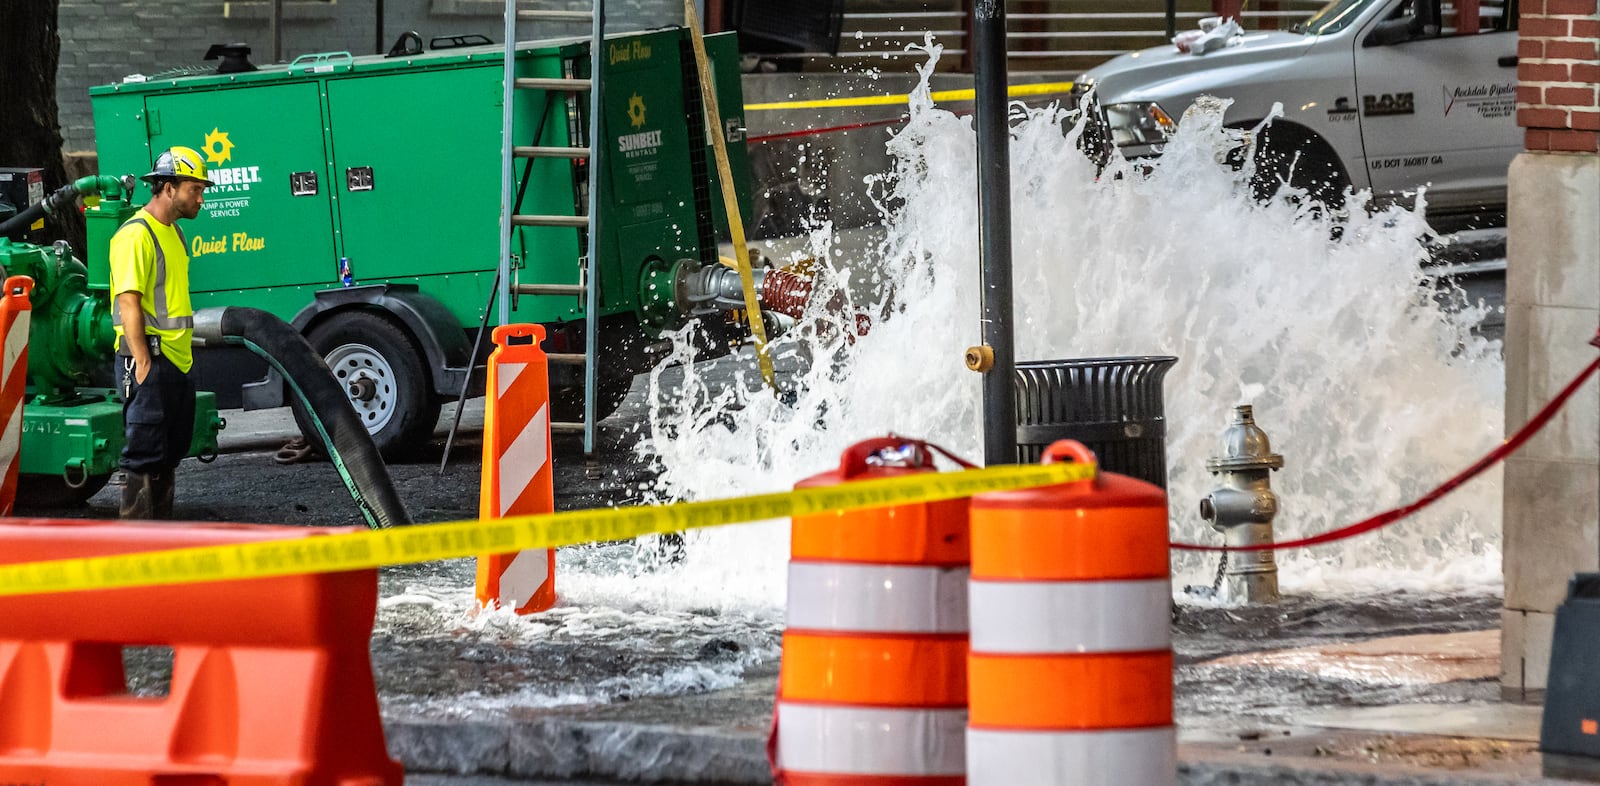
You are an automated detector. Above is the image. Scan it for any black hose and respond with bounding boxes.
[205,307,411,528]
[0,182,79,238]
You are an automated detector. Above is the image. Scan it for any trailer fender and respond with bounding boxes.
[293,284,476,398]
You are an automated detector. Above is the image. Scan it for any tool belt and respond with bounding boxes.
[117,334,164,358]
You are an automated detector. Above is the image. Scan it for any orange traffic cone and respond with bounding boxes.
[0,277,33,516]
[967,440,1175,785]
[771,436,971,785]
[475,323,557,614]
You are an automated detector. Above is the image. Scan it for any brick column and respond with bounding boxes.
[1501,0,1600,699]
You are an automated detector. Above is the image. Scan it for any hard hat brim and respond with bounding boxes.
[140,172,215,187]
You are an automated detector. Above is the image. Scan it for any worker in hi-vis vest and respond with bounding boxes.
[108,145,211,518]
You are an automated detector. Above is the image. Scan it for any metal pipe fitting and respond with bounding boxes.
[1198,404,1283,604]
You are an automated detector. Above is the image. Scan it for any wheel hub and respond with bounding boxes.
[325,342,398,433]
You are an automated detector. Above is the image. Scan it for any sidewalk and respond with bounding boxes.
[376,593,1589,785]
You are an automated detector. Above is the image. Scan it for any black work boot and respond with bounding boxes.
[152,471,176,519]
[120,471,156,519]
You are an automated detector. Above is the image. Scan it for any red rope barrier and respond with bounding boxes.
[1171,342,1600,553]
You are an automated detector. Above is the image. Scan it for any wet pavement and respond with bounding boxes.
[14,249,1563,784]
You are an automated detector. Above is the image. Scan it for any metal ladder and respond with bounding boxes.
[498,0,606,460]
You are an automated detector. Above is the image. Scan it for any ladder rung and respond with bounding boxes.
[547,353,586,365]
[515,77,592,92]
[516,9,594,22]
[512,214,589,228]
[512,283,588,296]
[514,146,590,159]
[551,421,586,434]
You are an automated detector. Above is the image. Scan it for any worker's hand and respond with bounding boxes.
[134,356,152,385]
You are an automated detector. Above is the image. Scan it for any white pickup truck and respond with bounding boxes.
[1078,0,1520,220]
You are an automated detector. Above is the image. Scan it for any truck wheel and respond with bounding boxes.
[1233,123,1350,213]
[15,473,112,509]
[294,311,440,462]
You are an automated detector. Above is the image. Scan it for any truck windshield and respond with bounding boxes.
[1293,0,1380,34]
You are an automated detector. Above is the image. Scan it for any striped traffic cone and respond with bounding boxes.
[967,440,1175,786]
[771,436,970,785]
[0,277,33,516]
[474,324,556,614]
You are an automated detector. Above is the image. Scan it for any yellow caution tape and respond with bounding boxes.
[745,81,1076,111]
[0,461,1094,597]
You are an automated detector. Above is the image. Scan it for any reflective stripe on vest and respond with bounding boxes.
[110,217,194,331]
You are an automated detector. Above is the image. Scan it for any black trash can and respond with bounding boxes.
[1013,356,1179,488]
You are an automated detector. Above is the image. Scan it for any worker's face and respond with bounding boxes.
[170,180,206,220]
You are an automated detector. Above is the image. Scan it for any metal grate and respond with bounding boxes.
[1014,355,1178,488]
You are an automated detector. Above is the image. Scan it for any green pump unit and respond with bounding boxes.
[0,176,224,505]
[90,28,761,460]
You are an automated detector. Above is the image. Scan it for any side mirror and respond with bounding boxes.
[1363,18,1415,46]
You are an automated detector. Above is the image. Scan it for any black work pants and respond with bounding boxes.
[118,353,195,475]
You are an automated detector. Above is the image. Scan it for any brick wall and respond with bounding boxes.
[55,0,685,152]
[1517,0,1600,152]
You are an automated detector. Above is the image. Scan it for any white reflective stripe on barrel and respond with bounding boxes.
[967,726,1177,786]
[968,578,1171,653]
[777,702,967,776]
[786,562,968,634]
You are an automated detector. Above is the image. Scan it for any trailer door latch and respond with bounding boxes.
[290,171,319,196]
[346,166,375,192]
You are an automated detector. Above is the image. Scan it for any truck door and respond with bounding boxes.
[1352,0,1519,205]
[143,83,336,297]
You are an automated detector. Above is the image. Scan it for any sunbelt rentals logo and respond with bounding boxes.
[201,127,262,194]
[617,93,662,157]
[192,127,266,256]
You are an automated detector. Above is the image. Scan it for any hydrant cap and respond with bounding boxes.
[1206,404,1284,472]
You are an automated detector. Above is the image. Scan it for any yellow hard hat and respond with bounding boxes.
[141,146,214,187]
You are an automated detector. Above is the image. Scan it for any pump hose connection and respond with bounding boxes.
[673,259,872,341]
[193,307,411,529]
[759,266,874,339]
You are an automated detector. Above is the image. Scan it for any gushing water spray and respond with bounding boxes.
[630,41,1503,614]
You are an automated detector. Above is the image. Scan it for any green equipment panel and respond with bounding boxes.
[326,67,506,283]
[20,389,223,480]
[143,83,337,294]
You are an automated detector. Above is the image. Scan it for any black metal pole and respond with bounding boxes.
[1166,0,1177,38]
[376,0,385,55]
[972,0,1017,466]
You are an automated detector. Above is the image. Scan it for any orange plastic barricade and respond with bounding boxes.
[770,437,970,785]
[475,323,557,614]
[967,440,1176,786]
[0,276,33,516]
[0,519,402,786]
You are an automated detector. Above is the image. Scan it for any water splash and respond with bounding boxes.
[633,41,1503,612]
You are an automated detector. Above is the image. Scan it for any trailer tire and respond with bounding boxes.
[294,311,440,462]
[15,472,112,509]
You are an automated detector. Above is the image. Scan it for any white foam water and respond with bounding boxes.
[624,40,1504,614]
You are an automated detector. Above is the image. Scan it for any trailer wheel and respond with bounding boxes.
[294,311,440,462]
[15,472,112,509]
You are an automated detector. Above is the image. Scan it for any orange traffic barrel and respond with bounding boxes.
[967,440,1175,785]
[476,323,557,614]
[0,519,402,785]
[0,277,33,516]
[771,436,971,785]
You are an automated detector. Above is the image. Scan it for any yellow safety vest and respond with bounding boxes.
[108,208,194,373]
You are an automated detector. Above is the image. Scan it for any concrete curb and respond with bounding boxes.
[387,718,770,784]
[388,717,1570,786]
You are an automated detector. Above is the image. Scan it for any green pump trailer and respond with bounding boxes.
[88,27,765,460]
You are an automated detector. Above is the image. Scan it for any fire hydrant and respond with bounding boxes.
[1198,404,1283,604]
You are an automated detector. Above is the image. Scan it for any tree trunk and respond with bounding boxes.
[0,0,88,254]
